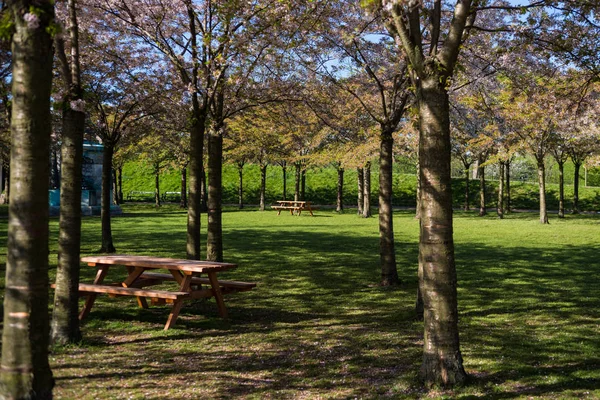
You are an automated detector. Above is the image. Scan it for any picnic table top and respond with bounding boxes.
[275,200,311,205]
[81,254,237,273]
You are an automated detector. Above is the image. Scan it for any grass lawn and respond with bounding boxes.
[0,205,599,399]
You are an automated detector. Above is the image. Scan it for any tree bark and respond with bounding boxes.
[497,162,504,219]
[573,162,581,214]
[379,129,399,286]
[558,161,565,218]
[186,106,205,259]
[363,162,371,218]
[206,129,223,262]
[478,164,486,216]
[417,76,466,387]
[180,167,187,209]
[201,166,208,212]
[336,164,344,212]
[415,161,421,219]
[357,167,364,215]
[537,160,549,224]
[3,165,9,204]
[1,2,55,397]
[259,164,267,211]
[100,142,116,253]
[282,162,287,200]
[505,161,511,212]
[154,165,160,208]
[294,163,301,202]
[238,163,244,209]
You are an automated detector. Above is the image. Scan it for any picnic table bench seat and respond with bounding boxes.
[52,283,189,300]
[139,272,257,292]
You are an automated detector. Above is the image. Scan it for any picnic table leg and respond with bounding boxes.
[207,271,228,318]
[122,266,149,309]
[79,264,109,320]
[164,274,193,330]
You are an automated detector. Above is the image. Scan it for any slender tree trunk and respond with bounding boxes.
[505,161,511,212]
[180,167,187,209]
[363,162,371,218]
[537,160,549,224]
[336,164,344,212]
[379,129,399,286]
[282,163,287,200]
[112,168,118,205]
[479,164,486,216]
[497,162,504,219]
[573,162,581,214]
[417,77,466,387]
[1,3,55,396]
[206,128,223,262]
[415,161,421,219]
[558,161,565,218]
[100,142,116,253]
[52,107,85,345]
[463,165,470,211]
[301,169,306,201]
[294,163,301,202]
[357,167,364,215]
[154,166,160,208]
[186,107,205,260]
[118,166,123,204]
[3,165,9,204]
[259,164,267,211]
[51,147,60,189]
[238,163,244,209]
[201,166,208,212]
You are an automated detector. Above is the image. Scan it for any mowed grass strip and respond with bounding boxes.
[0,205,598,399]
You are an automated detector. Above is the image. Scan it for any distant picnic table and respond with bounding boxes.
[271,200,315,216]
[58,255,256,330]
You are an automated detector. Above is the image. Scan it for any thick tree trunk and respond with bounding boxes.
[294,163,301,202]
[186,106,205,260]
[379,129,399,286]
[1,3,55,397]
[154,167,160,208]
[463,166,469,211]
[180,167,187,209]
[282,163,287,200]
[118,166,123,204]
[259,164,267,211]
[363,162,371,218]
[301,169,306,201]
[51,105,85,345]
[206,129,223,262]
[558,161,565,218]
[479,164,486,216]
[100,142,116,253]
[573,162,581,214]
[417,77,466,387]
[497,162,504,219]
[336,165,344,212]
[537,160,549,224]
[238,164,244,209]
[357,167,364,215]
[505,162,511,212]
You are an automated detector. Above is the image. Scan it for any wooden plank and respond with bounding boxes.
[81,255,236,274]
[140,272,256,291]
[79,264,109,320]
[75,283,189,300]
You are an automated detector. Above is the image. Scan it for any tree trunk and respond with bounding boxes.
[294,163,301,202]
[238,163,244,209]
[100,142,116,253]
[186,103,205,260]
[1,3,55,397]
[301,169,306,201]
[537,160,549,224]
[505,161,511,212]
[357,167,364,215]
[259,164,267,211]
[573,162,581,214]
[206,129,223,262]
[363,162,371,218]
[558,161,565,218]
[336,165,344,212]
[479,164,486,216]
[463,166,469,211]
[51,147,60,189]
[180,167,187,209]
[282,162,287,200]
[417,77,466,387]
[201,166,208,212]
[415,161,421,219]
[118,166,123,204]
[379,129,399,286]
[154,166,160,208]
[112,168,118,205]
[51,105,85,345]
[3,165,9,204]
[497,162,504,219]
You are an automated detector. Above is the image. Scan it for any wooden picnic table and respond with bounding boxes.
[72,255,256,330]
[271,200,315,216]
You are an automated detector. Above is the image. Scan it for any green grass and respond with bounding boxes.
[0,206,599,399]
